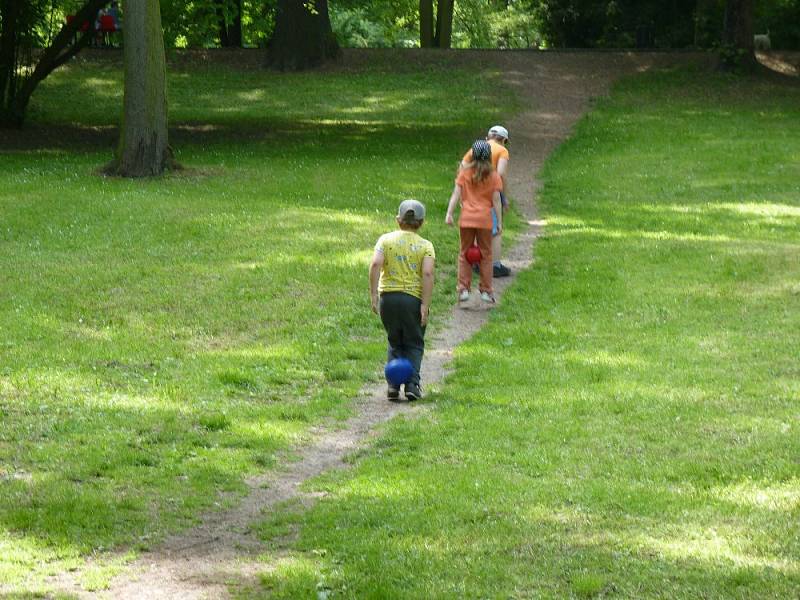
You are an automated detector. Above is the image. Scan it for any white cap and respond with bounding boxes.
[397,199,426,223]
[488,125,509,141]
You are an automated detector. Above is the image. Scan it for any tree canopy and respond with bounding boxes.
[3,0,798,128]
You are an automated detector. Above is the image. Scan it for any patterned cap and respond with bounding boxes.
[472,139,492,162]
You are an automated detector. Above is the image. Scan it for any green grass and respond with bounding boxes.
[247,69,800,598]
[0,53,519,592]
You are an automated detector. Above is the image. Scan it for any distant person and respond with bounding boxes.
[447,140,503,304]
[93,7,107,46]
[107,1,121,30]
[461,125,511,277]
[369,200,435,401]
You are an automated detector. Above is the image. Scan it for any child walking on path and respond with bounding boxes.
[369,200,436,401]
[461,125,511,277]
[446,140,503,304]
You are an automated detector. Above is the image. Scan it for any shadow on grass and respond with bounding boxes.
[0,120,477,159]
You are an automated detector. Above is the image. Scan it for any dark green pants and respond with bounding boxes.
[379,292,426,385]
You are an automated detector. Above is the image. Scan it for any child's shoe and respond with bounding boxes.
[458,289,470,302]
[480,291,496,304]
[387,385,400,401]
[405,382,423,401]
[493,263,511,278]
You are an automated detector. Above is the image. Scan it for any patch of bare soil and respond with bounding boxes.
[43,49,713,599]
[757,50,800,78]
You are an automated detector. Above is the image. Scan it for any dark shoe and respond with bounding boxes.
[493,263,511,278]
[405,382,423,401]
[387,386,400,401]
[472,263,479,274]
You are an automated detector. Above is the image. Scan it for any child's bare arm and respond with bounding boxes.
[369,251,384,314]
[445,184,461,226]
[492,191,502,234]
[420,256,434,326]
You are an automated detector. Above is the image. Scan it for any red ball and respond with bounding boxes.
[465,245,482,265]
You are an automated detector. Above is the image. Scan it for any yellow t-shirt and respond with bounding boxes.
[375,230,435,299]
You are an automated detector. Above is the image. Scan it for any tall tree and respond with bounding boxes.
[266,0,340,70]
[216,0,243,47]
[1,0,106,128]
[434,0,454,48]
[419,0,433,47]
[418,0,454,48]
[107,0,174,176]
[722,0,755,67]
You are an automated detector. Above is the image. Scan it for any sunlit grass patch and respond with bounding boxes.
[257,68,800,597]
[0,55,518,593]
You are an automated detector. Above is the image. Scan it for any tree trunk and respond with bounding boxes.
[434,0,454,49]
[0,0,20,126]
[229,0,243,48]
[722,0,755,68]
[1,0,105,128]
[215,0,242,47]
[110,0,173,176]
[216,0,230,47]
[419,0,433,48]
[265,0,340,71]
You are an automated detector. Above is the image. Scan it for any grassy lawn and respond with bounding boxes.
[250,69,800,598]
[0,52,517,592]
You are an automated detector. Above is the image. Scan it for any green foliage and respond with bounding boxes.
[29,0,800,51]
[535,0,703,48]
[330,7,415,48]
[1,0,54,125]
[253,68,800,597]
[716,41,752,69]
[329,0,418,48]
[756,0,800,49]
[454,0,542,48]
[160,0,275,48]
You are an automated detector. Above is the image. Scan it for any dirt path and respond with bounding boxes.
[46,50,710,599]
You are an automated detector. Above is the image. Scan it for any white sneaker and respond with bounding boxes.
[480,291,495,304]
[458,289,470,302]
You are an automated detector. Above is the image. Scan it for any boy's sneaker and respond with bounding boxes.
[405,382,423,401]
[472,263,479,274]
[480,291,496,304]
[387,385,400,401]
[458,289,471,302]
[493,263,511,278]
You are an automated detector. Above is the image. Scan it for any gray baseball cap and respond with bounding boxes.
[397,199,426,223]
[488,125,509,141]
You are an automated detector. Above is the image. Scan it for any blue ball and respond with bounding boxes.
[384,358,414,386]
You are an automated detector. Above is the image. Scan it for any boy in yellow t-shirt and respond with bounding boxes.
[369,200,435,401]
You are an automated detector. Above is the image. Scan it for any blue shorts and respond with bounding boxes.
[492,192,507,237]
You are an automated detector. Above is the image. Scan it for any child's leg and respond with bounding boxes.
[476,228,493,294]
[379,293,405,376]
[491,214,502,265]
[458,227,477,292]
[492,192,509,269]
[396,295,425,385]
[379,292,424,384]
